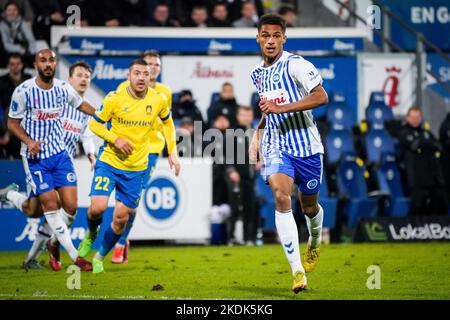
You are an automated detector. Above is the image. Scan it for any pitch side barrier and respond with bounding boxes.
[51,26,367,55]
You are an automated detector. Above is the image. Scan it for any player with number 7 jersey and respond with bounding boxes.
[6,49,96,271]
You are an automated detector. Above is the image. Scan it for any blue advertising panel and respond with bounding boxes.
[307,56,358,120]
[427,53,450,103]
[67,36,363,54]
[376,0,450,51]
[0,208,113,251]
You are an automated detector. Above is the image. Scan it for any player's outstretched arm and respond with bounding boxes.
[78,101,97,116]
[161,116,180,176]
[80,130,96,170]
[259,85,328,114]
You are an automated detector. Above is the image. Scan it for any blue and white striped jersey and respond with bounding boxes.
[61,99,95,158]
[8,77,83,159]
[251,51,324,158]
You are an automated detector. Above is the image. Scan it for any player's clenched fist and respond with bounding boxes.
[259,99,280,114]
[26,140,42,156]
[114,137,134,155]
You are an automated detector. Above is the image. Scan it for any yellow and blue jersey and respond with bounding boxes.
[117,80,172,154]
[93,87,170,171]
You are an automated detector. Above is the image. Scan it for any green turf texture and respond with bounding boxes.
[0,243,449,300]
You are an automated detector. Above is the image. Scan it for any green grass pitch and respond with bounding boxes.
[0,243,449,300]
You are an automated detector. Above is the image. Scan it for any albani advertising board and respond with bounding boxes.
[358,53,416,121]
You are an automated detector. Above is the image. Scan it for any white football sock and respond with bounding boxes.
[51,209,76,245]
[6,191,27,212]
[304,204,324,248]
[275,209,304,275]
[44,210,78,261]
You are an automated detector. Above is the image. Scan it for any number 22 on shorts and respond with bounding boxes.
[94,176,110,191]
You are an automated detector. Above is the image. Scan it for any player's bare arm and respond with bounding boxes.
[78,101,97,116]
[249,113,266,162]
[259,85,328,114]
[7,118,41,156]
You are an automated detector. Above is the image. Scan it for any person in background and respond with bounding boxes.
[208,82,239,128]
[278,6,297,27]
[147,2,179,27]
[176,116,204,157]
[0,53,30,158]
[232,1,258,28]
[0,0,33,26]
[0,1,36,67]
[182,5,208,28]
[398,106,448,216]
[28,0,64,45]
[439,108,450,213]
[208,2,230,27]
[226,105,258,246]
[172,89,205,128]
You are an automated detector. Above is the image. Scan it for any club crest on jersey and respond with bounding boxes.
[123,106,129,112]
[272,73,281,83]
[146,105,152,115]
[66,172,77,183]
[307,179,318,190]
[56,96,62,106]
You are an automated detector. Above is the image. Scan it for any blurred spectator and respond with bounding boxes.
[0,53,29,158]
[208,82,238,128]
[210,111,232,227]
[173,0,208,24]
[172,89,205,127]
[439,110,450,208]
[83,0,121,26]
[182,5,208,27]
[28,0,64,45]
[147,2,179,27]
[119,0,149,26]
[208,2,230,27]
[232,1,258,27]
[398,106,448,216]
[226,105,257,245]
[176,116,204,157]
[0,1,36,66]
[278,5,297,27]
[0,123,11,159]
[0,0,33,26]
[230,0,263,23]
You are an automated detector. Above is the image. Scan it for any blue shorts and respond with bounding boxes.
[262,152,323,195]
[23,151,77,197]
[89,160,147,209]
[143,153,159,188]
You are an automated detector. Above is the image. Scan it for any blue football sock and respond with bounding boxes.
[117,213,136,246]
[98,225,121,258]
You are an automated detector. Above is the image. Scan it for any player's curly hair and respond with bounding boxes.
[257,14,287,34]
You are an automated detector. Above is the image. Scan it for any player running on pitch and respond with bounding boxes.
[249,14,328,293]
[77,59,180,273]
[111,50,172,264]
[0,61,97,270]
[2,49,96,271]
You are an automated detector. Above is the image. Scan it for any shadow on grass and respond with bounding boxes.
[232,285,310,299]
